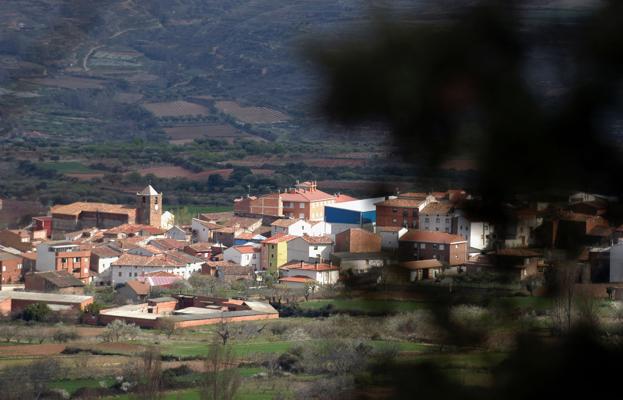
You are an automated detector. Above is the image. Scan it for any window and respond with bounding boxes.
[84,268,88,274]
[392,218,397,223]
[440,244,445,250]
[392,208,398,213]
[299,213,304,219]
[425,217,430,223]
[118,272,122,277]
[300,203,305,209]
[1,266,5,272]
[432,244,439,249]
[313,246,319,250]
[455,244,459,248]
[436,218,440,223]
[61,258,67,264]
[446,218,450,224]
[420,243,426,249]
[402,210,408,217]
[17,264,22,270]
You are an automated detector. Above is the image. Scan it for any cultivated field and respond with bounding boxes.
[22,76,107,89]
[163,124,249,144]
[143,101,211,117]
[215,100,289,124]
[136,165,233,180]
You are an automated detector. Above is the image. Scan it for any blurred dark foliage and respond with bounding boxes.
[313,0,623,214]
[313,1,623,398]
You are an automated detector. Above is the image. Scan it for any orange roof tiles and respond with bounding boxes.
[262,233,297,244]
[112,254,186,268]
[375,198,427,208]
[334,194,357,203]
[52,202,136,217]
[271,219,301,228]
[299,235,333,245]
[420,203,454,215]
[232,245,260,254]
[282,261,338,271]
[280,189,335,202]
[400,259,443,270]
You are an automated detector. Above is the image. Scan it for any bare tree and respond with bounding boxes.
[216,318,230,346]
[200,340,241,400]
[551,263,580,334]
[0,357,61,400]
[134,346,163,400]
[159,317,177,339]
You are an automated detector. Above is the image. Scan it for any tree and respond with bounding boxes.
[159,317,177,339]
[0,325,18,343]
[550,263,580,334]
[0,357,61,400]
[216,318,230,346]
[133,346,163,400]
[102,320,141,342]
[200,340,241,400]
[21,303,51,322]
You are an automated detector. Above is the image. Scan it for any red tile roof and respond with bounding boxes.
[51,202,136,218]
[232,245,260,254]
[280,189,335,202]
[420,202,454,215]
[400,259,443,270]
[126,280,150,296]
[112,254,186,268]
[271,218,302,228]
[334,194,357,203]
[282,261,338,271]
[399,230,466,244]
[299,235,333,245]
[375,198,427,208]
[262,233,297,244]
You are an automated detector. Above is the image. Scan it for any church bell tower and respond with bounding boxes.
[136,185,163,227]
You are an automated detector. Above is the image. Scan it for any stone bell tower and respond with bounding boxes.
[136,185,162,227]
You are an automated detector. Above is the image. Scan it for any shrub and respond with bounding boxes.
[21,303,51,322]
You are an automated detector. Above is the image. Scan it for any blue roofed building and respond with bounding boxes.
[324,197,391,236]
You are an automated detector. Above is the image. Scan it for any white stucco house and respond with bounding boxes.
[110,252,204,286]
[287,235,333,263]
[279,260,340,288]
[223,245,261,270]
[270,219,311,237]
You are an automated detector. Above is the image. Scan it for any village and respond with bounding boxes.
[1,181,623,398]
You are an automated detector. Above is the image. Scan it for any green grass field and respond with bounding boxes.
[298,298,426,313]
[160,339,432,359]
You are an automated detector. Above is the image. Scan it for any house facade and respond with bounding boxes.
[260,233,296,271]
[334,228,382,253]
[398,230,468,266]
[0,251,23,285]
[223,245,261,270]
[287,235,333,263]
[279,261,340,287]
[36,241,91,283]
[375,195,436,229]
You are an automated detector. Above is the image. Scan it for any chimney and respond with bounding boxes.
[300,260,304,267]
